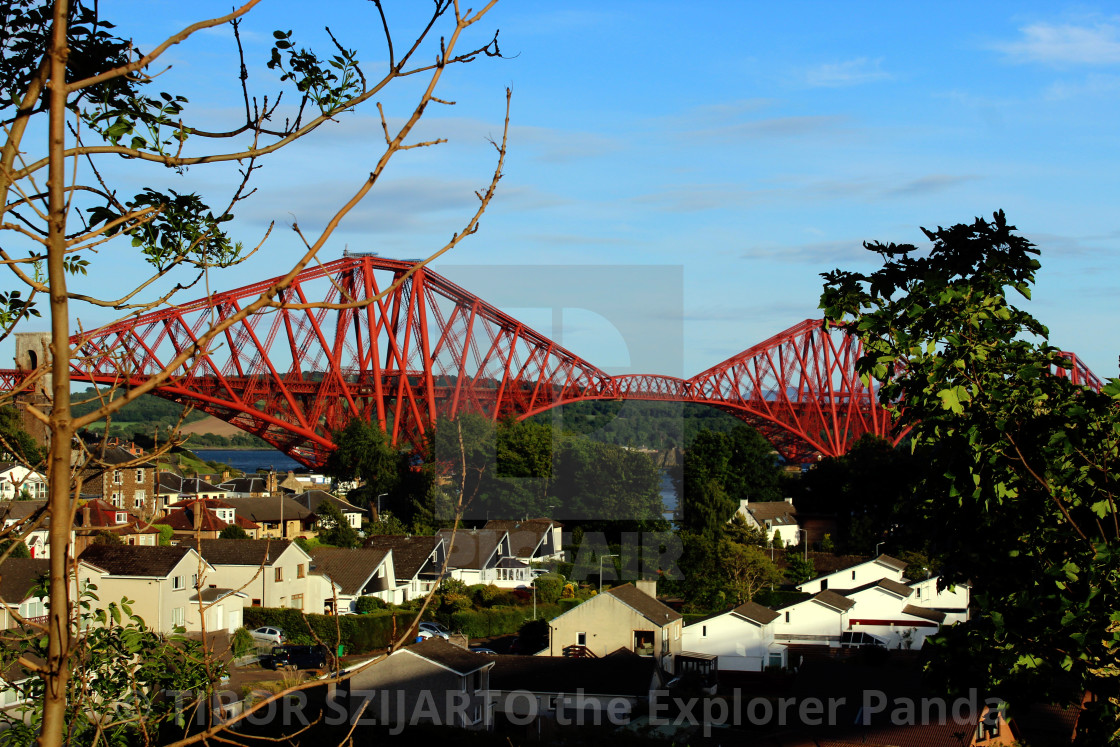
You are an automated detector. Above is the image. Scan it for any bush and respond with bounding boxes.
[534,574,564,604]
[448,604,563,639]
[355,596,387,614]
[219,525,249,539]
[152,524,173,546]
[471,584,505,607]
[232,627,255,657]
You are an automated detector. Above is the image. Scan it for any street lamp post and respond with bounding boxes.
[875,541,884,557]
[599,553,619,593]
[376,493,388,520]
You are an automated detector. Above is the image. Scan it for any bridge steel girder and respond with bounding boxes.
[0,257,1099,468]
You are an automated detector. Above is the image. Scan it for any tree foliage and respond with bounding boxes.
[821,211,1120,743]
[218,524,248,540]
[676,425,782,534]
[0,584,224,745]
[0,1,505,743]
[0,406,43,467]
[315,499,359,548]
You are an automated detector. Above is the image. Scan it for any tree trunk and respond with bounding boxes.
[39,1,73,745]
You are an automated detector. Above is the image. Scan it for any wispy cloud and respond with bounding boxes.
[885,173,980,196]
[805,57,892,87]
[740,239,869,265]
[630,184,770,213]
[693,115,848,142]
[995,19,1120,65]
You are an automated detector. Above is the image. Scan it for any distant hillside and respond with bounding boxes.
[73,388,268,448]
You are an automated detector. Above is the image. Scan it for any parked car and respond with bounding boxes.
[267,645,329,671]
[250,626,284,646]
[417,622,450,639]
[469,646,497,655]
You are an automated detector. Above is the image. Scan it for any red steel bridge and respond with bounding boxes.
[0,256,1103,467]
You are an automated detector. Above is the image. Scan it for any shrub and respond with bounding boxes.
[231,627,255,657]
[152,524,173,546]
[355,596,387,614]
[219,525,249,540]
[472,584,504,607]
[448,604,563,639]
[535,574,563,604]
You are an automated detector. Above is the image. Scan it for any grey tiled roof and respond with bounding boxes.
[364,535,442,579]
[606,583,682,625]
[401,638,492,675]
[812,589,856,612]
[78,545,196,578]
[730,601,781,625]
[308,548,390,595]
[0,558,49,604]
[178,538,293,566]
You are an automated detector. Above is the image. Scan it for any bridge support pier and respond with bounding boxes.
[11,332,53,452]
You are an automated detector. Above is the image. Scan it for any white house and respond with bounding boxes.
[842,578,944,650]
[436,529,531,588]
[797,554,908,594]
[909,576,971,625]
[0,464,46,501]
[0,500,55,559]
[177,538,317,611]
[364,535,446,601]
[292,490,365,530]
[733,498,800,546]
[308,547,400,609]
[76,544,241,635]
[770,590,855,653]
[682,600,784,672]
[482,519,564,563]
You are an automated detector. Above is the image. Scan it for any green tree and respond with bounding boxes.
[821,211,1120,743]
[0,406,43,467]
[316,499,359,548]
[325,419,402,503]
[719,539,781,604]
[784,553,815,585]
[677,426,782,534]
[218,524,248,540]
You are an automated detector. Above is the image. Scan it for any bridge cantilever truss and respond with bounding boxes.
[0,256,1102,466]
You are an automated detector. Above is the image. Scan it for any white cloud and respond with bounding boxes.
[996,19,1120,65]
[804,57,892,87]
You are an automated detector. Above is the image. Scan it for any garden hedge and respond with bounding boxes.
[243,608,417,654]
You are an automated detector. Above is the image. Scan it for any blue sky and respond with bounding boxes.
[44,2,1120,380]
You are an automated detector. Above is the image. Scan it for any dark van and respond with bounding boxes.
[267,645,329,671]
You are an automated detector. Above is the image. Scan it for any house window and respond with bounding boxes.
[113,470,122,485]
[115,512,127,524]
[292,593,304,610]
[172,575,184,590]
[768,652,783,668]
[191,573,198,589]
[852,570,857,580]
[111,492,124,508]
[821,579,828,590]
[576,632,586,646]
[275,567,283,582]
[785,611,790,623]
[171,607,185,627]
[251,598,261,607]
[297,564,305,579]
[136,469,144,482]
[977,717,1001,741]
[701,625,707,638]
[133,497,145,510]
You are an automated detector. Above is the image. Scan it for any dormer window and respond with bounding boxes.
[115,512,127,524]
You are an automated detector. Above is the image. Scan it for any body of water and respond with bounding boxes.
[192,449,304,474]
[659,470,678,524]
